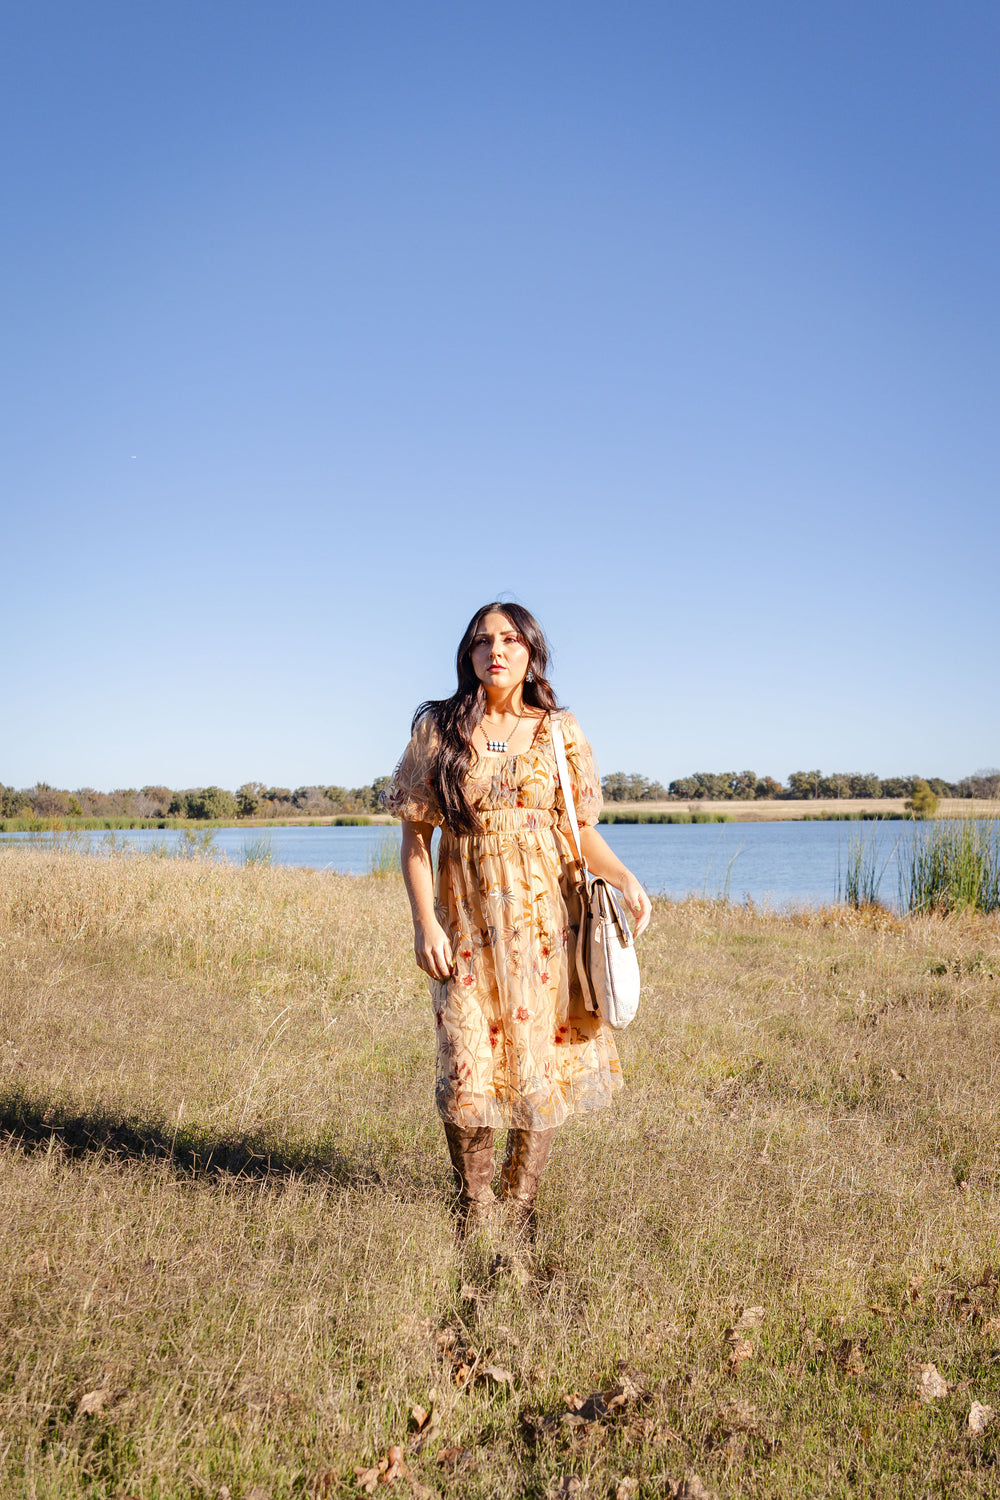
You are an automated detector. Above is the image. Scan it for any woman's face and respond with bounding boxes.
[469,611,530,693]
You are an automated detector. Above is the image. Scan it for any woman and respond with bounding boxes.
[383,602,651,1236]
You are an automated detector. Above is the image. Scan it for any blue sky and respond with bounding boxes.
[3,2,997,791]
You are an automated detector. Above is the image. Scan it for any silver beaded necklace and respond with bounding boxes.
[482,705,525,754]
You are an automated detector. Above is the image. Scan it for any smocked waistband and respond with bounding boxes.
[443,807,560,841]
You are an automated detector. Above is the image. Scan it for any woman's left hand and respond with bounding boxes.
[618,874,651,939]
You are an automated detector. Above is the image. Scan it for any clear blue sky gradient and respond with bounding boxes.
[3,2,997,790]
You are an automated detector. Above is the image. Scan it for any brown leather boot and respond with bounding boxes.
[442,1121,497,1234]
[499,1127,556,1238]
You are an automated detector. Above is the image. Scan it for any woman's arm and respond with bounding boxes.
[578,825,652,938]
[400,821,454,980]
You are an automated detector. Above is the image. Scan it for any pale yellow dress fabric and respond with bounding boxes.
[384,710,624,1129]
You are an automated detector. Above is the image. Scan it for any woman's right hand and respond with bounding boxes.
[414,919,454,981]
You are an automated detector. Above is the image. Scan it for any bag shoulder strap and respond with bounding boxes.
[550,716,588,872]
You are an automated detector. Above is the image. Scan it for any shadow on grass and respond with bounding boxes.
[0,1086,431,1196]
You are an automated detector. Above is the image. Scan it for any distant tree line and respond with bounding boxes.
[0,778,392,821]
[601,767,1000,802]
[3,766,998,821]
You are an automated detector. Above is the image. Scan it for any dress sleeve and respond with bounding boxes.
[380,712,445,827]
[556,711,603,829]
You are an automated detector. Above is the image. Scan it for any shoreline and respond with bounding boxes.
[1,797,996,835]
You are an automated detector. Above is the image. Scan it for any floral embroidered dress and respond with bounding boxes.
[384,710,624,1130]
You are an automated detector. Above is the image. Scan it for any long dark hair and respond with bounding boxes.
[413,601,561,835]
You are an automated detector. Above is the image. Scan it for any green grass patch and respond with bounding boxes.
[600,810,730,824]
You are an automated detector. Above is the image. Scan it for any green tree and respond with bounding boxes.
[236,782,265,818]
[905,779,939,819]
[668,776,699,800]
[881,777,913,799]
[0,785,29,817]
[186,786,237,820]
[847,772,883,797]
[787,770,822,799]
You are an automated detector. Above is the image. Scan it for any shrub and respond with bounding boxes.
[905,779,939,820]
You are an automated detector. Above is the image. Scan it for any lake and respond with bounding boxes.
[0,818,940,908]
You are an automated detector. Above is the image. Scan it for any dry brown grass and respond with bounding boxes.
[603,797,1000,823]
[2,847,1000,1498]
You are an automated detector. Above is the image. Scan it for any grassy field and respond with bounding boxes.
[2,848,1000,1499]
[600,799,998,824]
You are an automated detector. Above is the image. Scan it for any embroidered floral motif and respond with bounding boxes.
[384,711,622,1130]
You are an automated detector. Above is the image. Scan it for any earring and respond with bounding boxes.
[525,669,534,683]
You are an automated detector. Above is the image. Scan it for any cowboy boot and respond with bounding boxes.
[442,1121,497,1234]
[499,1127,556,1239]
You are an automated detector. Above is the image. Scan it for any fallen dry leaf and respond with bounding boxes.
[355,1469,380,1495]
[217,1488,233,1500]
[908,1276,925,1302]
[410,1398,442,1450]
[616,1479,639,1500]
[552,1478,583,1498]
[380,1446,407,1484]
[726,1337,754,1369]
[917,1363,949,1401]
[481,1364,515,1387]
[78,1387,112,1416]
[969,1401,995,1434]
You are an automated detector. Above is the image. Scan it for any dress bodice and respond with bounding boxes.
[383,709,602,833]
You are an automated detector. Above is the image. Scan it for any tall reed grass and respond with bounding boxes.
[899,817,1000,914]
[366,829,402,877]
[837,818,1000,914]
[837,827,899,908]
[240,834,274,867]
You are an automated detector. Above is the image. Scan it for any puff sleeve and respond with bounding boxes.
[381,712,445,827]
[556,711,603,829]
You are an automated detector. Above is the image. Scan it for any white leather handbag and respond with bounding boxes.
[550,720,641,1029]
